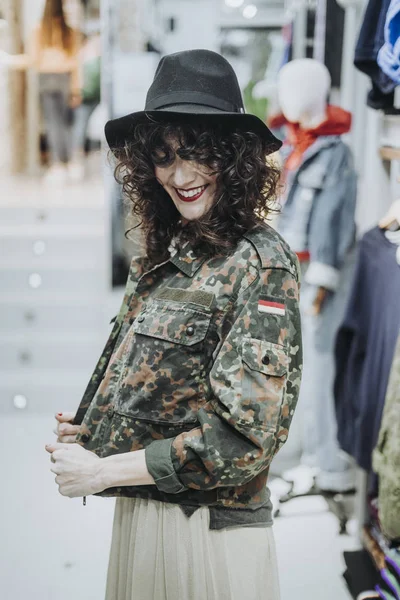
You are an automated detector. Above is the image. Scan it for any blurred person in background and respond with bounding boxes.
[33,0,81,184]
[5,0,81,184]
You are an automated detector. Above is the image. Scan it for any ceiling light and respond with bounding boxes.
[225,0,245,8]
[33,240,46,255]
[29,273,42,288]
[13,394,28,409]
[243,4,258,18]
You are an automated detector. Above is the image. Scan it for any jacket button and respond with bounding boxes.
[186,325,195,336]
[137,315,145,323]
[81,434,90,443]
[262,355,270,366]
[107,406,115,419]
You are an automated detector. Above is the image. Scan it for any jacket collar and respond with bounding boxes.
[300,134,343,164]
[169,239,207,277]
[168,224,275,277]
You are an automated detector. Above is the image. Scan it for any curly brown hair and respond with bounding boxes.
[112,116,281,266]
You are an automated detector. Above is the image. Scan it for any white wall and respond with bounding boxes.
[220,3,285,28]
[22,0,43,41]
[157,0,220,55]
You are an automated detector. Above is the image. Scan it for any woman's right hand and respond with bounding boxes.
[53,412,80,443]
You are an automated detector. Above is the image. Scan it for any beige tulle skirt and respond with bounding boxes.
[105,496,281,600]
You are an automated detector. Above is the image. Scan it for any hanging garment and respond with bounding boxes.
[378,0,400,85]
[325,0,346,88]
[376,583,399,600]
[387,552,400,582]
[354,0,395,110]
[377,553,400,600]
[378,0,400,86]
[277,112,357,491]
[377,565,400,599]
[362,526,400,600]
[373,333,400,540]
[278,108,356,292]
[343,550,382,599]
[334,227,400,472]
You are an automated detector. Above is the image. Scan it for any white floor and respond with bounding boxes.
[274,495,359,599]
[0,172,360,600]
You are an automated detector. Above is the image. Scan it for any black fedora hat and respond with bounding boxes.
[105,49,282,154]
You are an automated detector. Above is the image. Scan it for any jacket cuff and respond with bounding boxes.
[304,261,340,291]
[145,438,187,494]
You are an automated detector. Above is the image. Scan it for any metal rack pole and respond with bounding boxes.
[292,1,308,60]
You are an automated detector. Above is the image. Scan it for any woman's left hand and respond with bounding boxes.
[45,442,105,498]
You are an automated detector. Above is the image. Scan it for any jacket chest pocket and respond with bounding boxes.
[116,302,215,425]
[240,338,289,432]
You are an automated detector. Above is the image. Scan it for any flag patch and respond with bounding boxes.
[258,299,286,316]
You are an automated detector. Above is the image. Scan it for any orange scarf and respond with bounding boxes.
[268,105,352,172]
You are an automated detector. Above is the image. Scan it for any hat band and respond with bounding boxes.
[146,91,243,113]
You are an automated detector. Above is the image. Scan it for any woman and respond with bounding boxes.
[45,50,302,600]
[35,0,80,182]
[9,0,80,183]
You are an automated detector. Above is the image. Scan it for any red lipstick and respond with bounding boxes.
[175,185,208,202]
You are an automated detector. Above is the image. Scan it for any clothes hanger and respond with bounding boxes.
[379,199,400,230]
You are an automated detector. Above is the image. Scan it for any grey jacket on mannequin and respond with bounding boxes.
[278,135,357,291]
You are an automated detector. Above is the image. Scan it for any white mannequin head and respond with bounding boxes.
[277,59,331,128]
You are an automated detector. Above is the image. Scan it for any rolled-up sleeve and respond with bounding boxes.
[145,262,303,494]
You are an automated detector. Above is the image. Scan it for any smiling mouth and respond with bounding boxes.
[175,185,209,202]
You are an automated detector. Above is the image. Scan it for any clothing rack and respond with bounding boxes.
[276,0,400,558]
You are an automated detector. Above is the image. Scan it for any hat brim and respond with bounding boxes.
[104,104,283,155]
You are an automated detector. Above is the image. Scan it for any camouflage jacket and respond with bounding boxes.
[73,222,302,529]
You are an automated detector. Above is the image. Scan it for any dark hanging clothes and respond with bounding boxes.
[343,550,381,599]
[366,83,396,112]
[325,0,345,88]
[334,227,400,472]
[354,0,395,110]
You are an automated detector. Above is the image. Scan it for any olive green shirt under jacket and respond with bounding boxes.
[73,222,303,530]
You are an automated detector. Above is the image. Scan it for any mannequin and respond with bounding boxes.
[278,59,330,129]
[275,59,357,494]
[278,60,333,315]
